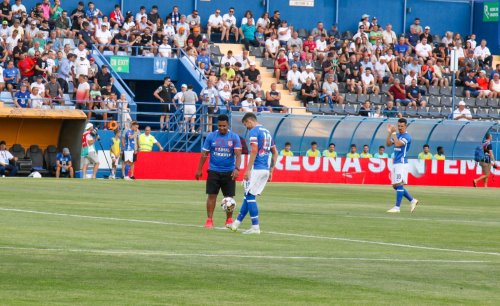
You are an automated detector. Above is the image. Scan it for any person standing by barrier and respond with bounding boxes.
[195,114,242,229]
[473,133,496,188]
[153,76,177,131]
[122,121,139,180]
[138,126,164,152]
[81,122,100,179]
[386,118,419,213]
[109,129,121,179]
[0,141,18,177]
[181,84,198,133]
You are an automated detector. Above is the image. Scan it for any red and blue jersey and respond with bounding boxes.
[202,130,241,172]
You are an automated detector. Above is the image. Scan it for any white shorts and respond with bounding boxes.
[184,105,196,116]
[123,150,135,163]
[391,163,408,185]
[84,152,99,165]
[110,153,119,166]
[244,169,270,195]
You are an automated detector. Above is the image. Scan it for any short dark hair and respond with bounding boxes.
[285,142,291,146]
[164,76,171,81]
[311,141,317,146]
[423,144,429,148]
[329,143,335,147]
[363,144,369,148]
[217,114,229,122]
[350,144,356,148]
[437,146,443,151]
[379,145,385,149]
[0,140,5,145]
[485,132,491,140]
[398,118,407,125]
[242,112,257,123]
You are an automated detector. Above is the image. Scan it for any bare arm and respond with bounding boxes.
[244,143,258,181]
[232,148,242,180]
[268,146,278,182]
[195,150,209,179]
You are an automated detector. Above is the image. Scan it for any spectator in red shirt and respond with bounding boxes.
[387,79,411,106]
[303,35,317,55]
[274,50,289,82]
[477,70,493,98]
[17,53,36,81]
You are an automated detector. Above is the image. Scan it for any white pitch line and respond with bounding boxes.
[1,207,500,257]
[342,215,500,226]
[0,246,490,264]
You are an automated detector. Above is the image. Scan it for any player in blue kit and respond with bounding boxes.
[196,114,242,229]
[231,112,278,234]
[386,118,419,213]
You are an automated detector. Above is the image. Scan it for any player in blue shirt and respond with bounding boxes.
[231,112,278,234]
[196,114,242,229]
[56,147,74,178]
[14,84,31,108]
[122,121,139,180]
[386,118,419,213]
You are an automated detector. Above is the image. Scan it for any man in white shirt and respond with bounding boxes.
[30,76,45,95]
[374,58,393,84]
[73,43,89,59]
[75,55,90,79]
[11,0,27,19]
[221,7,237,43]
[474,39,492,69]
[453,101,472,121]
[361,68,380,94]
[265,33,279,58]
[240,94,255,112]
[277,20,291,46]
[415,38,432,59]
[220,50,236,66]
[135,6,147,23]
[95,24,112,52]
[382,23,397,47]
[158,38,172,57]
[0,140,18,177]
[322,74,344,105]
[286,64,302,93]
[300,65,316,84]
[315,35,328,61]
[207,9,223,41]
[404,69,418,86]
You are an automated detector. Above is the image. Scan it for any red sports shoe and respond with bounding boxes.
[204,218,214,229]
[225,218,233,228]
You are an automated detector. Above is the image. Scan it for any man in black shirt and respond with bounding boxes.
[78,22,93,48]
[153,76,177,131]
[95,65,113,87]
[243,62,261,85]
[0,0,12,24]
[34,52,48,77]
[139,27,153,55]
[147,5,160,26]
[269,10,281,33]
[12,40,27,65]
[300,77,317,107]
[187,27,202,49]
[265,82,287,113]
[112,28,129,55]
[71,1,85,24]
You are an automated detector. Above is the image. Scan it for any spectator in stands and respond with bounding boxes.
[383,100,401,118]
[361,68,379,95]
[55,10,72,38]
[394,36,411,60]
[112,27,129,55]
[200,79,219,132]
[432,43,447,65]
[453,101,472,121]
[78,21,94,48]
[434,146,445,160]
[407,79,425,109]
[18,53,35,81]
[221,7,238,43]
[241,10,254,26]
[55,147,73,178]
[418,144,433,160]
[95,65,113,88]
[240,93,255,113]
[75,74,90,116]
[360,145,372,158]
[166,5,181,27]
[464,70,484,98]
[300,77,317,107]
[346,144,360,158]
[328,24,340,40]
[14,83,29,107]
[244,61,261,86]
[358,100,372,117]
[0,141,17,177]
[75,54,90,81]
[109,4,124,27]
[4,60,19,96]
[415,38,432,60]
[474,39,492,69]
[158,37,172,58]
[489,73,500,98]
[277,20,291,47]
[12,0,26,20]
[287,31,302,51]
[274,50,288,82]
[220,62,235,81]
[228,94,241,111]
[477,70,492,98]
[256,12,271,36]
[374,146,388,158]
[387,79,408,106]
[420,59,434,88]
[207,9,223,42]
[186,10,200,31]
[30,86,44,108]
[374,57,393,85]
[220,50,236,66]
[382,24,397,48]
[280,142,294,156]
[269,10,281,34]
[265,32,279,58]
[266,82,287,113]
[310,22,327,40]
[432,59,449,87]
[135,6,146,24]
[305,141,320,157]
[240,18,258,51]
[286,63,302,93]
[153,76,177,131]
[321,74,344,106]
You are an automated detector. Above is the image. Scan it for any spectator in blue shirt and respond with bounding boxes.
[14,84,30,108]
[196,48,211,73]
[240,18,259,51]
[56,147,74,178]
[394,37,411,58]
[3,60,19,96]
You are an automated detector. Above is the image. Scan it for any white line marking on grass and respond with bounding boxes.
[0,246,491,264]
[1,207,500,257]
[342,215,500,226]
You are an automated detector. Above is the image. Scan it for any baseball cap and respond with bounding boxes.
[255,98,262,102]
[246,94,253,99]
[293,52,300,57]
[89,57,94,61]
[362,14,369,19]
[425,26,430,30]
[458,101,466,106]
[224,62,230,66]
[181,84,187,88]
[85,123,94,130]
[250,61,256,66]
[62,148,70,154]
[2,21,7,25]
[306,65,313,69]
[480,70,486,74]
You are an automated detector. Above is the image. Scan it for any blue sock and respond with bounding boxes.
[236,196,248,222]
[403,187,414,202]
[246,193,259,226]
[395,185,404,207]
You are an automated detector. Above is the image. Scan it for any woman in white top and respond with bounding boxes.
[117,93,132,129]
[99,16,111,30]
[217,73,231,91]
[122,15,136,32]
[219,84,232,106]
[257,12,271,35]
[489,73,500,98]
[158,38,172,58]
[241,10,254,26]
[162,18,176,40]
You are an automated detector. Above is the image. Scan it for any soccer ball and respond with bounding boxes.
[221,197,236,212]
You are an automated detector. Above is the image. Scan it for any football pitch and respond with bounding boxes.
[0,179,499,305]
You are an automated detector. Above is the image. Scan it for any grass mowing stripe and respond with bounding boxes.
[0,246,491,263]
[2,207,500,258]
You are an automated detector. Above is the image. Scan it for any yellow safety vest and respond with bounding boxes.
[139,134,156,152]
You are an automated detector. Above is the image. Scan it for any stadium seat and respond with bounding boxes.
[357,94,368,103]
[455,86,464,97]
[337,82,346,93]
[405,107,417,117]
[0,91,13,103]
[345,93,357,104]
[428,86,440,96]
[439,86,452,96]
[428,106,440,118]
[261,58,274,69]
[417,106,430,118]
[441,96,452,107]
[428,95,441,107]
[25,145,48,175]
[313,61,322,71]
[475,107,490,119]
[393,73,404,83]
[331,104,345,115]
[306,102,319,114]
[380,83,390,94]
[9,144,26,160]
[440,106,452,118]
[63,38,76,49]
[487,98,499,108]
[210,54,222,67]
[209,44,222,56]
[249,46,264,58]
[380,94,391,104]
[369,94,381,105]
[297,28,309,39]
[475,98,487,108]
[341,31,353,40]
[418,85,428,96]
[44,145,58,176]
[344,103,357,115]
[464,97,476,107]
[488,108,499,119]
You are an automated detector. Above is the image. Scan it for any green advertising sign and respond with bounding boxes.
[109,56,130,73]
[483,2,499,22]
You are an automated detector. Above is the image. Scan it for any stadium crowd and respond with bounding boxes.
[2,1,498,126]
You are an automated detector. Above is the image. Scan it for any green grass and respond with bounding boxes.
[0,179,499,305]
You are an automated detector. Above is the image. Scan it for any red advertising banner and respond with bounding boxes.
[134,153,500,187]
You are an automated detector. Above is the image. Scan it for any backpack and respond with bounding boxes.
[474,141,489,162]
